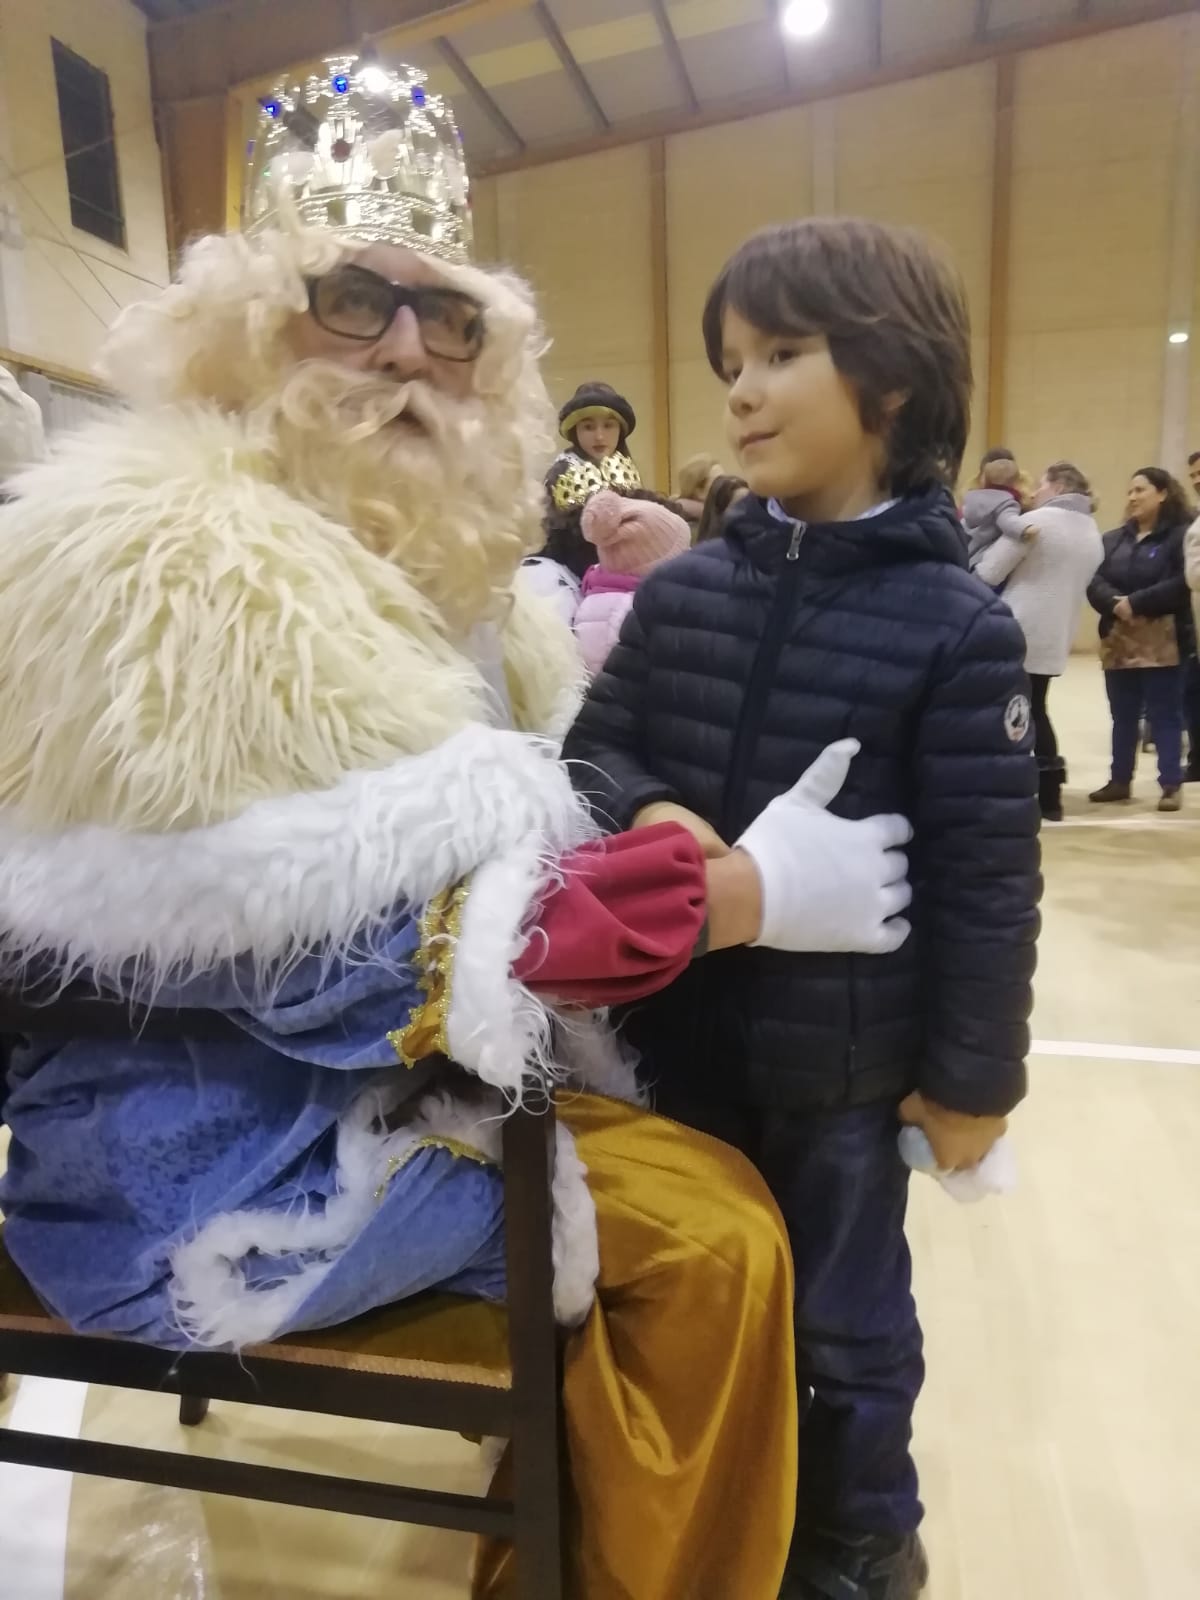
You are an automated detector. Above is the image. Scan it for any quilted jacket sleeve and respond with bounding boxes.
[1087,531,1123,617]
[912,598,1041,1117]
[1128,525,1189,618]
[563,591,681,832]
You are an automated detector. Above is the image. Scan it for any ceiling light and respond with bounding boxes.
[782,0,831,39]
[1168,330,1189,346]
[361,66,391,95]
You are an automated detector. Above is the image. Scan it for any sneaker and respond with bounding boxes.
[782,1532,929,1599]
[1158,787,1182,813]
[1089,781,1132,803]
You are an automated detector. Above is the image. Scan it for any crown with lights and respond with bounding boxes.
[243,52,472,262]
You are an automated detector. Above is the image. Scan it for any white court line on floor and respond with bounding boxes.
[1051,816,1200,829]
[0,1377,89,1600]
[1031,1039,1200,1066]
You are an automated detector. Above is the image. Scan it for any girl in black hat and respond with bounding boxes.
[545,382,642,512]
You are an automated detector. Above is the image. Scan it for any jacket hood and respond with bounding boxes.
[724,486,969,577]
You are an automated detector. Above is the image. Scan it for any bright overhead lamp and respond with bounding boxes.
[782,0,832,39]
[1168,330,1189,346]
[361,65,392,95]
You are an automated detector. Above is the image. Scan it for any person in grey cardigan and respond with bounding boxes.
[975,460,1104,819]
[963,452,1031,568]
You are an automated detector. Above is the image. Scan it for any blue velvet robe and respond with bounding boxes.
[0,913,508,1349]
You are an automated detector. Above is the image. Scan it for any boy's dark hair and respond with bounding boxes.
[1188,449,1200,466]
[702,218,972,496]
[1131,466,1192,531]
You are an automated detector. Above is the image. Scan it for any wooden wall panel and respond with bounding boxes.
[834,64,996,477]
[1006,17,1185,522]
[491,145,658,483]
[664,108,813,488]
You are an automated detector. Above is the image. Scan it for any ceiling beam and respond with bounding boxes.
[435,34,526,153]
[532,0,609,131]
[473,0,1196,176]
[148,0,539,103]
[774,0,793,92]
[648,0,700,116]
[869,0,884,69]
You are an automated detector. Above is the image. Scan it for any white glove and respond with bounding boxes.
[736,739,912,955]
[899,1125,1017,1202]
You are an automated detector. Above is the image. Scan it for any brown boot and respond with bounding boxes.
[1158,787,1182,813]
[1089,781,1131,803]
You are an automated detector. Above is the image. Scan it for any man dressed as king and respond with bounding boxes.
[0,57,911,1598]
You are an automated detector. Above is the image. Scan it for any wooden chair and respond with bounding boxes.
[0,995,567,1598]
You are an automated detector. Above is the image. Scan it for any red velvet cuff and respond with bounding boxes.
[514,824,707,1007]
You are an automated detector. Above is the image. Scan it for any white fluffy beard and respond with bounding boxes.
[263,359,542,634]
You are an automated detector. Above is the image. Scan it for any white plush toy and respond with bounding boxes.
[899,1126,1017,1203]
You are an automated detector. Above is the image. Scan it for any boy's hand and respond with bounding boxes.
[634,801,730,859]
[899,1092,1007,1172]
[1021,523,1038,543]
[1113,596,1134,622]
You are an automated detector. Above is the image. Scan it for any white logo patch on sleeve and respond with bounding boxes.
[1004,693,1031,743]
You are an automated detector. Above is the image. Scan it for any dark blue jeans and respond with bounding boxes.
[1105,666,1183,786]
[654,1091,924,1539]
[1183,654,1200,774]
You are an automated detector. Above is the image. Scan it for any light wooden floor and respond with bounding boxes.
[2,658,1199,1600]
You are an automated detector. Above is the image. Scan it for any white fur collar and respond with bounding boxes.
[0,724,595,982]
[0,404,583,834]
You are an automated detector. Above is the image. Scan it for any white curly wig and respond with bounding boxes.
[98,226,557,632]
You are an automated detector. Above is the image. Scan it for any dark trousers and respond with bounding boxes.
[1183,654,1200,774]
[655,1089,924,1539]
[1028,673,1059,766]
[1105,666,1183,786]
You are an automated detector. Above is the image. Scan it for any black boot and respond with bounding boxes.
[1038,758,1067,822]
[782,1532,929,1599]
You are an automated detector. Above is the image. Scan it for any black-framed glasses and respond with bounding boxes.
[305,264,486,362]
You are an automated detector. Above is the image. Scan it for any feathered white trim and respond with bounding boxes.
[446,841,555,1095]
[555,1011,644,1106]
[0,724,595,983]
[169,1084,599,1347]
[550,1116,599,1326]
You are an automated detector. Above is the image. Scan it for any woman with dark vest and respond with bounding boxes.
[1087,467,1193,811]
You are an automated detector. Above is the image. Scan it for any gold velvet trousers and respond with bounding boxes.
[474,1093,798,1600]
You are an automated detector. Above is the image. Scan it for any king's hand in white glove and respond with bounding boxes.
[735,739,912,955]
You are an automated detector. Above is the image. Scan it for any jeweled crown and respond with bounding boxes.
[243,54,472,262]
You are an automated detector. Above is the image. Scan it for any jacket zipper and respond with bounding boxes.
[720,519,806,841]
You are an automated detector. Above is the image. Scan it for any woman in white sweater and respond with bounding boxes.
[975,460,1104,819]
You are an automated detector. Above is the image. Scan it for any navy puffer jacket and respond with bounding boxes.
[564,489,1041,1117]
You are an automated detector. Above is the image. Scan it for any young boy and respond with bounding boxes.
[563,218,1041,1600]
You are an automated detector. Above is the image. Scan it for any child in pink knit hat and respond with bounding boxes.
[574,490,690,676]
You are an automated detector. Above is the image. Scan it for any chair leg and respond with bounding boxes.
[503,1105,567,1600]
[178,1394,210,1428]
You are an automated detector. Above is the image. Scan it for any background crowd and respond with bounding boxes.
[527,380,1200,822]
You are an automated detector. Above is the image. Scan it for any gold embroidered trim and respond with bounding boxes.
[374,1134,497,1202]
[550,451,642,511]
[388,881,470,1069]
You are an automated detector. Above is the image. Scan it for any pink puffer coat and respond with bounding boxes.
[574,568,640,677]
